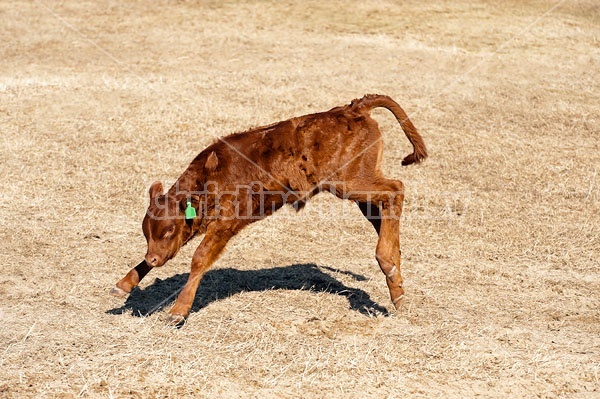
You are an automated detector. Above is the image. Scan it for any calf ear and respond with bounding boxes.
[205,151,219,172]
[149,181,164,203]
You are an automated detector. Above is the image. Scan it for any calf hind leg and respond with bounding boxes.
[357,201,381,234]
[349,179,405,309]
[376,209,404,308]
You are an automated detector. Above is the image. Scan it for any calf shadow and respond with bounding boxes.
[107,263,388,317]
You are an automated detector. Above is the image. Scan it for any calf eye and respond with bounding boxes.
[162,226,175,238]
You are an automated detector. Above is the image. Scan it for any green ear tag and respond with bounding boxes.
[185,201,197,220]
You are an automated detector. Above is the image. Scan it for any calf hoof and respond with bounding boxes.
[166,313,186,326]
[110,286,129,298]
[392,294,404,310]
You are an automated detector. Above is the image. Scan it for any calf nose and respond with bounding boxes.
[145,254,159,267]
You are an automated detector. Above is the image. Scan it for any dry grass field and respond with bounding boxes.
[1,0,599,397]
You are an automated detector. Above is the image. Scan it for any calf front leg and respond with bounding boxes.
[111,261,152,297]
[166,223,235,325]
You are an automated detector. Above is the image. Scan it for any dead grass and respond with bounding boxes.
[1,0,599,397]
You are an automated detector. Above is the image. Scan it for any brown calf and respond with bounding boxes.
[111,94,427,325]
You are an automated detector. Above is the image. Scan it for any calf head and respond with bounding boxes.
[142,181,200,267]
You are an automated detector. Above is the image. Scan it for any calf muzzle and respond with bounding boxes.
[145,253,164,267]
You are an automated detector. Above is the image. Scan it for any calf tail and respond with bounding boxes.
[353,94,428,165]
